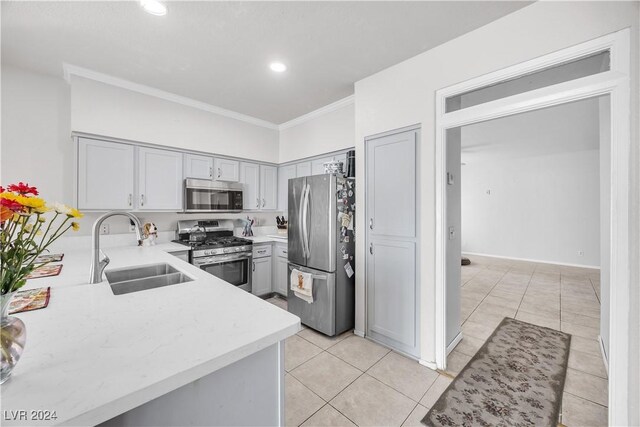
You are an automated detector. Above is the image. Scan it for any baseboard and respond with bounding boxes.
[598,335,609,376]
[353,329,365,338]
[419,359,438,370]
[446,332,463,355]
[462,252,600,269]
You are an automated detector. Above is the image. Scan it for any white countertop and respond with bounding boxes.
[243,234,288,244]
[2,244,300,426]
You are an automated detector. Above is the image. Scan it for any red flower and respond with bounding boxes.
[0,186,4,193]
[7,182,38,196]
[0,198,24,212]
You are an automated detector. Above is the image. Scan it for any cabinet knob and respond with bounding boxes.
[369,218,374,229]
[217,168,221,178]
[209,167,213,178]
[128,194,132,206]
[256,198,260,208]
[370,244,373,255]
[262,198,266,207]
[140,194,145,206]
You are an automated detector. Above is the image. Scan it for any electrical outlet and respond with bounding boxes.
[577,250,584,256]
[100,224,110,235]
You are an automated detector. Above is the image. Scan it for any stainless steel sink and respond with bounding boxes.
[105,263,193,295]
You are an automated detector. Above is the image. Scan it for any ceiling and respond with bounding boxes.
[1,1,530,125]
[461,96,603,164]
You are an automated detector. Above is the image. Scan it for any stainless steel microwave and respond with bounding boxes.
[184,179,243,213]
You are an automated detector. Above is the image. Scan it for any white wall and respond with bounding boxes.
[71,76,279,163]
[353,6,639,413]
[461,150,600,266]
[278,102,354,163]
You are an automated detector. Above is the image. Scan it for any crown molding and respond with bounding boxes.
[62,63,279,130]
[278,95,354,131]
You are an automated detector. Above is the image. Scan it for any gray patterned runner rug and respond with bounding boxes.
[422,317,571,427]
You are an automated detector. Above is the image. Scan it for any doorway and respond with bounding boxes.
[434,29,631,425]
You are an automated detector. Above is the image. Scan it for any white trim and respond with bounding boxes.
[434,29,631,426]
[461,252,600,270]
[418,359,438,370]
[278,95,354,130]
[446,332,463,356]
[598,335,609,376]
[63,63,279,130]
[353,329,365,338]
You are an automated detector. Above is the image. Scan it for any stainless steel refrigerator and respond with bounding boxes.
[288,174,355,336]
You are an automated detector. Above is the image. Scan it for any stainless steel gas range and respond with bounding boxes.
[173,220,253,292]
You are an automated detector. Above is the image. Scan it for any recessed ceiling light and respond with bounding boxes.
[269,62,287,73]
[141,0,167,16]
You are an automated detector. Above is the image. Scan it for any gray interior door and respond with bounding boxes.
[288,177,307,266]
[305,174,336,273]
[366,127,419,357]
[445,129,462,346]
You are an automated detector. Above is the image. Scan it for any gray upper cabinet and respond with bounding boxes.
[278,165,296,213]
[240,162,261,210]
[260,165,278,210]
[184,153,213,180]
[240,163,278,211]
[77,138,135,210]
[138,147,183,211]
[213,158,240,182]
[295,162,311,178]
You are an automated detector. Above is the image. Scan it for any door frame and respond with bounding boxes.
[434,29,631,425]
[364,124,421,358]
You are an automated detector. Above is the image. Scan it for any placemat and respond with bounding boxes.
[26,264,62,279]
[9,287,51,314]
[35,253,64,263]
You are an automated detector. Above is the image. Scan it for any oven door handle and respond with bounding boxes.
[195,253,252,265]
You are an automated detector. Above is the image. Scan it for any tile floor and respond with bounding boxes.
[267,255,607,426]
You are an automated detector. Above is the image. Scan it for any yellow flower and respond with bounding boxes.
[16,195,46,211]
[68,207,83,219]
[71,222,80,231]
[38,217,46,223]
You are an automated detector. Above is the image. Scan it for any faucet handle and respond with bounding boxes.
[99,250,110,274]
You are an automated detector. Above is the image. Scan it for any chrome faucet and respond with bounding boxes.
[89,211,144,284]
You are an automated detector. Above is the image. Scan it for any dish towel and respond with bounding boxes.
[290,269,314,304]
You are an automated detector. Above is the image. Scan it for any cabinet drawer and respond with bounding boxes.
[253,244,272,258]
[275,245,288,258]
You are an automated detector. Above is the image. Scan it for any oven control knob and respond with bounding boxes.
[206,250,213,255]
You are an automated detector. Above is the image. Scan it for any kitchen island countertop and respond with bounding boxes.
[1,244,300,426]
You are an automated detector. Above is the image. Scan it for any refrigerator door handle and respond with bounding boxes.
[302,183,311,258]
[298,183,307,258]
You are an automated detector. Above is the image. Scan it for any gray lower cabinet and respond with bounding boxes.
[170,250,190,263]
[274,253,288,296]
[252,244,272,296]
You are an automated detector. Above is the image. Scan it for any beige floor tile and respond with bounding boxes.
[266,297,288,310]
[570,335,602,357]
[367,351,439,401]
[291,352,362,401]
[444,350,472,377]
[461,319,497,341]
[515,311,560,330]
[562,303,600,319]
[561,321,600,340]
[419,374,453,409]
[286,335,324,371]
[452,335,486,357]
[561,393,608,427]
[330,374,415,427]
[487,288,525,303]
[465,311,507,332]
[300,404,357,427]
[564,368,608,406]
[478,297,520,312]
[568,349,607,379]
[517,304,561,320]
[401,404,429,427]
[561,311,600,329]
[327,336,390,371]
[285,374,326,427]
[297,328,353,350]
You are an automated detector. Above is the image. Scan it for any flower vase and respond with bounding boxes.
[1,292,26,384]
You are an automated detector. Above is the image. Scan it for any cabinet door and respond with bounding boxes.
[278,165,296,213]
[213,158,240,182]
[296,162,311,178]
[260,165,278,210]
[77,138,134,210]
[138,147,183,210]
[311,157,331,176]
[252,256,272,296]
[240,162,261,210]
[184,154,213,180]
[275,254,288,296]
